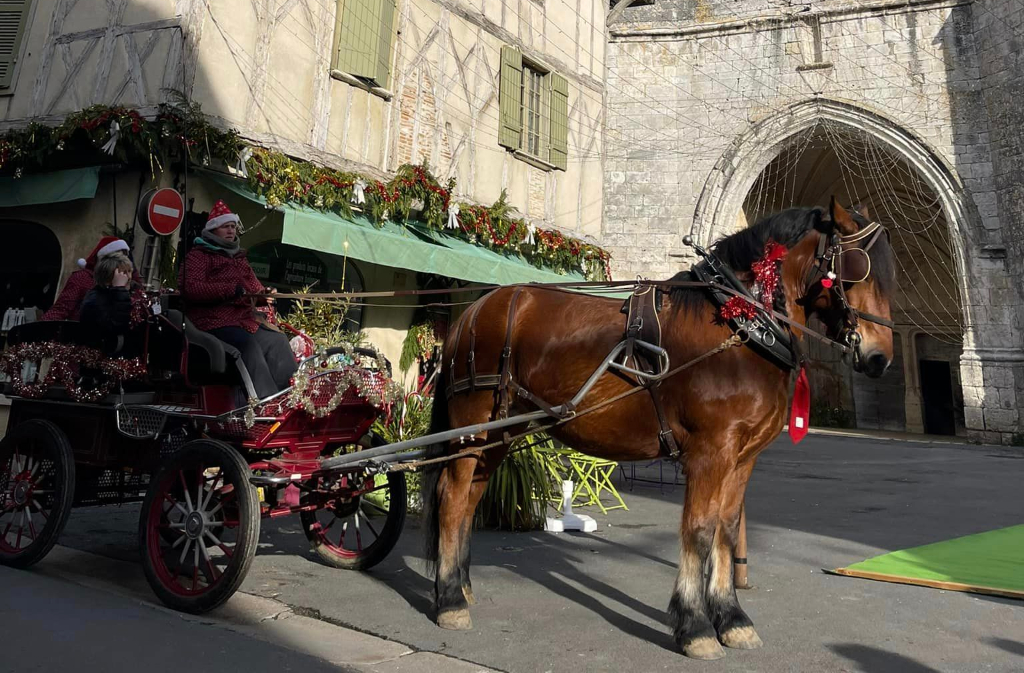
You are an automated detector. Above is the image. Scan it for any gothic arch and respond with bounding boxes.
[690,97,977,336]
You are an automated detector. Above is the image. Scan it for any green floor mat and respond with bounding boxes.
[832,524,1024,599]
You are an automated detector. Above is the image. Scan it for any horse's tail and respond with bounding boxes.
[421,370,449,575]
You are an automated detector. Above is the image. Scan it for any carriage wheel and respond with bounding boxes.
[300,437,406,571]
[0,420,75,569]
[139,439,259,614]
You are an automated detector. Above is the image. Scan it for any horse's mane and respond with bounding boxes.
[669,205,895,312]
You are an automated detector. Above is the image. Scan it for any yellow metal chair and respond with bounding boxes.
[562,451,628,514]
[535,446,628,515]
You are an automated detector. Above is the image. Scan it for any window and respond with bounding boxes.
[0,0,33,91]
[332,0,397,89]
[498,46,569,171]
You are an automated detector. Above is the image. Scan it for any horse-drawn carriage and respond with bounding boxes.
[3,199,897,660]
[0,301,407,613]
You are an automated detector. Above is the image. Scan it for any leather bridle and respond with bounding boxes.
[804,220,895,366]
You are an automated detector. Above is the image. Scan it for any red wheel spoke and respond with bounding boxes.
[354,514,363,551]
[27,516,38,542]
[180,471,193,512]
[360,510,380,539]
[196,467,205,515]
[198,539,221,585]
[164,493,188,517]
[204,530,233,558]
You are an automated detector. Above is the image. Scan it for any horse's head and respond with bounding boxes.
[796,198,896,378]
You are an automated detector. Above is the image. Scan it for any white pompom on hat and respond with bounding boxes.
[78,236,130,269]
[205,199,241,232]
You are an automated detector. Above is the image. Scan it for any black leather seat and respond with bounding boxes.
[162,310,239,375]
[161,311,257,399]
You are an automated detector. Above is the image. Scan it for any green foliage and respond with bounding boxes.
[399,322,438,373]
[281,288,363,351]
[372,393,433,512]
[474,435,555,532]
[0,102,613,281]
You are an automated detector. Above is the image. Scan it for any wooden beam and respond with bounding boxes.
[828,568,1024,600]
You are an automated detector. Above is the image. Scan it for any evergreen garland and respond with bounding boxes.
[1,103,612,280]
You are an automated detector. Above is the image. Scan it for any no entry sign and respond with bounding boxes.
[138,188,185,236]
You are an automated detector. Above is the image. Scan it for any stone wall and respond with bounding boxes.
[604,0,1024,442]
[963,0,1024,443]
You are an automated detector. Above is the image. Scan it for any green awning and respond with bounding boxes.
[205,171,586,286]
[0,167,100,207]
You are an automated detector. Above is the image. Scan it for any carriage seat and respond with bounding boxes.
[162,310,238,375]
[162,310,258,400]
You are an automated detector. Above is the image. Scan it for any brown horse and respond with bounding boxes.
[421,201,895,660]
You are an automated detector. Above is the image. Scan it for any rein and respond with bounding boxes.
[388,333,745,473]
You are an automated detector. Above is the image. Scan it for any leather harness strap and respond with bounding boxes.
[497,287,524,418]
[650,385,680,459]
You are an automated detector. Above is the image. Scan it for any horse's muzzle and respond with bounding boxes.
[855,349,890,378]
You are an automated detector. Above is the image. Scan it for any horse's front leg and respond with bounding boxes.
[668,453,726,660]
[707,459,762,650]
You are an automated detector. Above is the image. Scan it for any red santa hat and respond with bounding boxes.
[78,236,130,269]
[205,200,241,232]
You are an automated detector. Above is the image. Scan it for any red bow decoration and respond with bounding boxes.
[718,240,788,322]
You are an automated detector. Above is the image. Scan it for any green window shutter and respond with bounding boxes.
[498,45,523,150]
[374,0,396,88]
[0,0,32,90]
[333,0,389,85]
[548,73,568,170]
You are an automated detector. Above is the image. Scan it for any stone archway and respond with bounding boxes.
[691,98,984,436]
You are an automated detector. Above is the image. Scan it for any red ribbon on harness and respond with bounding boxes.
[789,366,810,444]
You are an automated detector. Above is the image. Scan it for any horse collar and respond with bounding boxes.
[690,257,799,372]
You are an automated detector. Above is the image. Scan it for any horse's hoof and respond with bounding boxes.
[437,609,473,630]
[463,586,477,606]
[683,636,726,660]
[720,625,763,650]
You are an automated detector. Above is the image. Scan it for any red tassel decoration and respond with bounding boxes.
[789,366,811,444]
[719,296,758,321]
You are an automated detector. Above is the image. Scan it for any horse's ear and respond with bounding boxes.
[855,203,871,220]
[829,196,859,236]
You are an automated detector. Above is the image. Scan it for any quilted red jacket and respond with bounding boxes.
[42,269,94,321]
[179,245,264,333]
[44,267,146,322]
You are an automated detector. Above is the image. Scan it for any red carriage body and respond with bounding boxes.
[0,305,406,613]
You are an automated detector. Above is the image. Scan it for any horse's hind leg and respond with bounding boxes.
[668,451,726,660]
[708,460,762,650]
[435,451,478,630]
[457,450,508,607]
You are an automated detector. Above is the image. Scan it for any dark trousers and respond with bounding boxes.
[208,325,298,399]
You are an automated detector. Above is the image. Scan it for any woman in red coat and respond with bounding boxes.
[179,200,297,399]
[43,236,135,321]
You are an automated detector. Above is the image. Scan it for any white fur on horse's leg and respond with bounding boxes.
[720,625,763,649]
[683,636,726,660]
[437,608,473,630]
[463,585,476,605]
